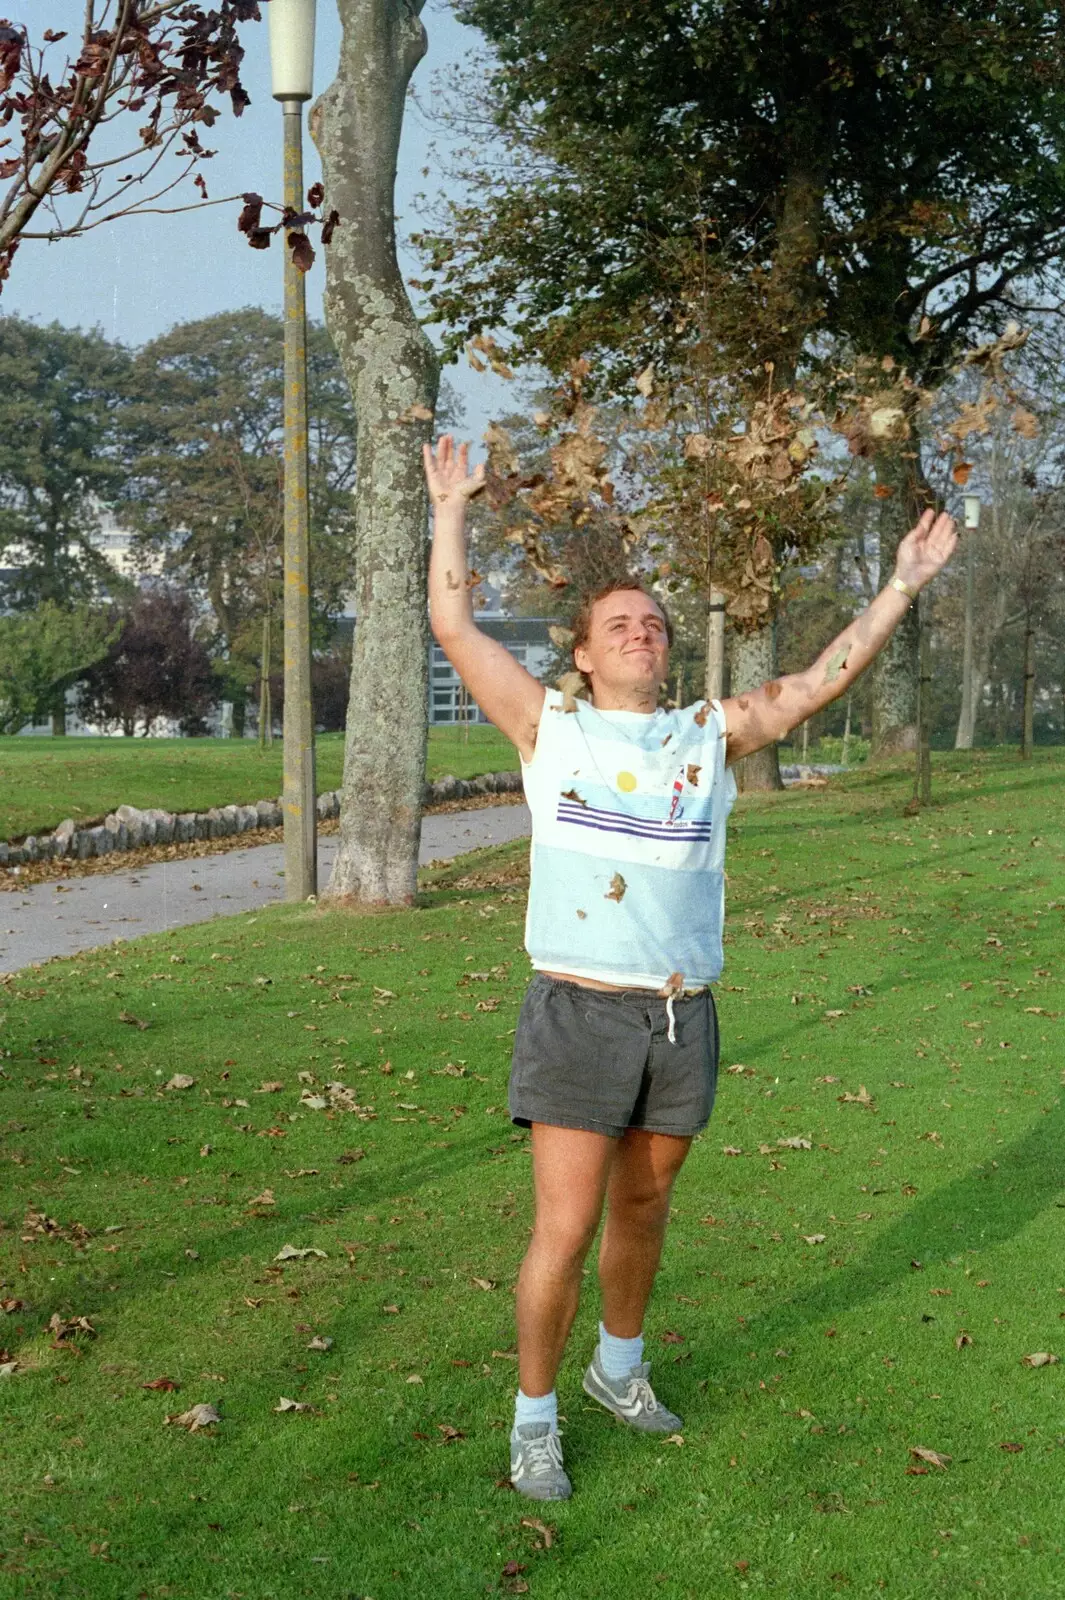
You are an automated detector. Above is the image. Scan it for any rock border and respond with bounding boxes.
[1,770,524,870]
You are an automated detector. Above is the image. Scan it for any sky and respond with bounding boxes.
[3,0,514,445]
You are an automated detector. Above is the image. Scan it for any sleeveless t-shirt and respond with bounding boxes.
[520,689,737,989]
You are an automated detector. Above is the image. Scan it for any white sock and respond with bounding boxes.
[513,1388,558,1436]
[598,1320,644,1379]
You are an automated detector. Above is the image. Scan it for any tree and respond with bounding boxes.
[0,2,260,285]
[120,308,358,735]
[0,315,132,728]
[78,585,215,736]
[415,0,1065,771]
[0,600,115,734]
[309,0,440,905]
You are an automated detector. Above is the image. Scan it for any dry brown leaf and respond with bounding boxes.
[908,1445,951,1469]
[255,1081,285,1094]
[248,1189,276,1208]
[951,461,973,486]
[165,1073,195,1091]
[1012,406,1039,439]
[164,1402,220,1432]
[520,1516,554,1548]
[307,1336,334,1351]
[471,1277,496,1291]
[1021,1352,1059,1368]
[273,1396,315,1413]
[955,1333,973,1349]
[119,1011,151,1031]
[604,871,627,903]
[142,1376,180,1392]
[437,1423,465,1443]
[803,1234,827,1245]
[274,1244,327,1261]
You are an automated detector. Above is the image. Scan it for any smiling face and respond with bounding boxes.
[572,587,671,709]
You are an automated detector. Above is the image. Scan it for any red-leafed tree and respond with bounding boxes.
[0,1,263,286]
[78,584,216,736]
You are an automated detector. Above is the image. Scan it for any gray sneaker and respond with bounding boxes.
[509,1422,572,1500]
[582,1354,683,1433]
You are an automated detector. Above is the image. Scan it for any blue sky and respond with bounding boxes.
[4,0,514,443]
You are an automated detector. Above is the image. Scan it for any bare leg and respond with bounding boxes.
[515,1123,616,1397]
[597,1129,693,1338]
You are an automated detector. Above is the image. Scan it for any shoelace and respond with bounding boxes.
[626,1375,659,1412]
[523,1430,564,1474]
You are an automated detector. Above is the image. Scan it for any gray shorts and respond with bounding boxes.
[508,972,719,1139]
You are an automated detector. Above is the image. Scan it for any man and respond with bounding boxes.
[424,433,957,1501]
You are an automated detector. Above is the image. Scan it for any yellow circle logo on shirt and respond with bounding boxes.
[617,770,637,792]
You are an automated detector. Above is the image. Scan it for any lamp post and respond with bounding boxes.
[958,495,981,749]
[269,0,317,900]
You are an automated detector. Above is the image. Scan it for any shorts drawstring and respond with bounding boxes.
[665,994,677,1045]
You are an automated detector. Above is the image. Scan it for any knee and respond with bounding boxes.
[607,1188,671,1233]
[529,1212,599,1271]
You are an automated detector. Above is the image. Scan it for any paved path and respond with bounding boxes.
[5,803,532,974]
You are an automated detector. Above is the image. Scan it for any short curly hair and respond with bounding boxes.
[570,578,674,658]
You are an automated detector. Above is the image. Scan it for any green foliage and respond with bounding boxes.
[119,309,359,712]
[420,1,1065,392]
[0,749,1063,1593]
[0,318,131,608]
[0,602,116,734]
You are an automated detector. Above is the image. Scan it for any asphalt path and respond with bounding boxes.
[5,803,532,974]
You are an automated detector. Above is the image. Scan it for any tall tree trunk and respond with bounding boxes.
[870,432,925,756]
[311,0,440,906]
[729,624,784,792]
[50,685,67,735]
[1021,618,1036,760]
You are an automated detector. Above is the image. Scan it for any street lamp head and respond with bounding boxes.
[269,0,316,103]
[963,494,981,530]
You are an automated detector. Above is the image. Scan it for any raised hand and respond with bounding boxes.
[894,508,958,591]
[423,434,486,509]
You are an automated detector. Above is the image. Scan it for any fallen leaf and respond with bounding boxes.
[955,1333,973,1350]
[165,1402,220,1432]
[274,1244,327,1261]
[437,1423,465,1443]
[660,1330,686,1344]
[908,1446,951,1469]
[803,1234,827,1246]
[48,1313,96,1342]
[1021,1352,1059,1368]
[248,1189,276,1208]
[999,1441,1024,1452]
[471,1277,496,1291]
[142,1377,180,1392]
[273,1396,315,1413]
[604,871,627,903]
[165,1073,196,1091]
[838,1085,874,1106]
[520,1515,554,1548]
[307,1335,334,1351]
[778,1136,812,1150]
[119,1011,151,1031]
[722,1146,744,1156]
[382,1304,401,1315]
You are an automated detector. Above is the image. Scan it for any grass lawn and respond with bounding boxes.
[1,747,1063,1599]
[0,725,518,842]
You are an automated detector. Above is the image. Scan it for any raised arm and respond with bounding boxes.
[425,435,546,764]
[721,508,958,764]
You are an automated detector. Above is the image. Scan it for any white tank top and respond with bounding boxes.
[520,689,737,989]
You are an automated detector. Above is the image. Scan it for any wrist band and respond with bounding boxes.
[889,574,918,601]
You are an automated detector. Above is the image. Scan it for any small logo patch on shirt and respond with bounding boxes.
[617,770,637,793]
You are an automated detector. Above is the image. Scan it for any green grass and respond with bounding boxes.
[0,724,518,841]
[1,746,1063,1599]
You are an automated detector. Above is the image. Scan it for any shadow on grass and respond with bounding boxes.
[698,1096,1065,1377]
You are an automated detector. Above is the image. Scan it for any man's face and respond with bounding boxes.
[573,590,670,696]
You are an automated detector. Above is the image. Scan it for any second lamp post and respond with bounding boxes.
[269,0,317,900]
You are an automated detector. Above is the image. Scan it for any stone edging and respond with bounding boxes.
[1,770,524,869]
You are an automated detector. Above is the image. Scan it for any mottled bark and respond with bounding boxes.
[729,624,784,792]
[870,434,924,756]
[310,0,440,905]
